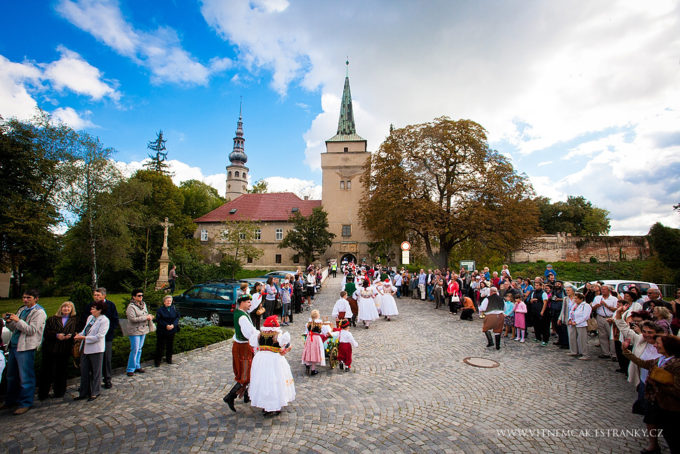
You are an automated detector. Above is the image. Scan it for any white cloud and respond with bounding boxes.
[536,161,553,167]
[115,159,321,201]
[0,55,42,120]
[43,46,120,101]
[57,0,231,85]
[52,107,95,129]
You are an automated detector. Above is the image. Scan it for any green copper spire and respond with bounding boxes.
[328,60,364,142]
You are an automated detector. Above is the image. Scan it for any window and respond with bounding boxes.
[340,181,345,190]
[243,172,246,179]
[342,224,352,237]
[293,255,299,264]
[275,254,282,264]
[239,232,246,240]
[276,228,283,240]
[343,147,348,152]
[228,171,232,178]
[186,286,201,298]
[198,286,217,299]
[214,287,232,301]
[255,229,261,240]
[247,256,253,264]
[346,180,351,190]
[235,171,240,177]
[200,229,208,242]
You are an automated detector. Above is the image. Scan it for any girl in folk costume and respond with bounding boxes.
[332,291,353,327]
[249,316,295,416]
[301,310,332,375]
[337,319,358,371]
[513,293,528,342]
[380,278,399,321]
[357,280,379,329]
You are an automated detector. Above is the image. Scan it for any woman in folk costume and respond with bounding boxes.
[357,279,379,329]
[344,275,359,327]
[380,278,399,321]
[249,316,295,417]
[301,310,332,375]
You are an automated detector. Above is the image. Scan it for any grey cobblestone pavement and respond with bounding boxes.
[0,277,658,453]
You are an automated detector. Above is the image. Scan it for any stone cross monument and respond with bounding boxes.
[156,217,174,290]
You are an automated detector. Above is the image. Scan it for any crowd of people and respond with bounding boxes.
[1,261,679,452]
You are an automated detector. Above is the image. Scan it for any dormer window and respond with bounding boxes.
[292,207,299,213]
[229,208,237,214]
[343,147,348,152]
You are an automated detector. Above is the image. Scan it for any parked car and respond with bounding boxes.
[173,281,256,326]
[259,270,299,281]
[577,280,657,296]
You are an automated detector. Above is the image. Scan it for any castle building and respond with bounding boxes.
[194,63,372,268]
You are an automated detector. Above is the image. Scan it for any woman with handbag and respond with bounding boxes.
[154,295,179,367]
[73,300,109,401]
[125,289,153,377]
[39,301,78,400]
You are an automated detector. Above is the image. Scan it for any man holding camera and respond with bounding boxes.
[1,289,47,415]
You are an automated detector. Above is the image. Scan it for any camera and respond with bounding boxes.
[4,313,11,320]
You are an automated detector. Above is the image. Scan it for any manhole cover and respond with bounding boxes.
[463,357,500,368]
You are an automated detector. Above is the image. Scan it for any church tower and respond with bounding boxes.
[225,104,249,200]
[321,61,371,264]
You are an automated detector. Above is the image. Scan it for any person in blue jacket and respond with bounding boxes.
[154,295,180,367]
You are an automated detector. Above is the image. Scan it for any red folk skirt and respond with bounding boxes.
[337,342,353,368]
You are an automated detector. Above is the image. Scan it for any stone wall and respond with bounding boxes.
[510,233,650,263]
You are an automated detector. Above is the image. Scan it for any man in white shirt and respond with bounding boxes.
[393,272,403,298]
[591,285,618,360]
[223,295,259,412]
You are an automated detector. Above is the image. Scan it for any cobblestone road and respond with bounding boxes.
[1,277,656,453]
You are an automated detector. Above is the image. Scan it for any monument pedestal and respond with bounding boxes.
[155,217,173,290]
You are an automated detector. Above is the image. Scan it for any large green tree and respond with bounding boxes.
[535,195,610,236]
[361,117,539,269]
[179,180,225,219]
[219,221,264,278]
[0,112,75,294]
[59,133,122,288]
[279,207,335,266]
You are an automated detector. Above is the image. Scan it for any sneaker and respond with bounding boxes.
[533,339,540,343]
[520,339,525,343]
[13,407,30,415]
[513,337,520,341]
[540,342,548,347]
[578,356,590,360]
[567,353,579,357]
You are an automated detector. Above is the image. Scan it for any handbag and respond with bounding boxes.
[255,304,265,316]
[586,316,598,332]
[72,339,83,359]
[148,319,157,333]
[451,295,460,303]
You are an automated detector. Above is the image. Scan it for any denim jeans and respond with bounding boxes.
[127,334,146,372]
[5,345,36,408]
[427,284,434,301]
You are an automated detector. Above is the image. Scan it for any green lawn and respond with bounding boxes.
[0,292,154,318]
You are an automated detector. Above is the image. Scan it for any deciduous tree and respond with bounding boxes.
[361,117,538,269]
[279,207,335,266]
[219,221,264,278]
[535,196,610,236]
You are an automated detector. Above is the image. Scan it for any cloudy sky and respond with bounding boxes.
[1,0,679,234]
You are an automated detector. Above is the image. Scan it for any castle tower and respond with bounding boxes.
[321,61,371,264]
[225,103,249,200]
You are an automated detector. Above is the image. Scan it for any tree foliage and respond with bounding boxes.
[219,221,264,278]
[247,179,268,194]
[647,222,680,270]
[535,196,610,236]
[144,130,170,175]
[279,207,335,266]
[179,180,225,219]
[0,112,75,294]
[360,117,539,269]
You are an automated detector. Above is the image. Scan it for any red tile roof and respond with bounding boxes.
[194,192,322,223]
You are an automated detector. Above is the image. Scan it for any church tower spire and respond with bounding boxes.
[327,60,365,143]
[225,100,249,200]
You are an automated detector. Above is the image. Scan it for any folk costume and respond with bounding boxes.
[301,318,332,374]
[249,316,295,415]
[344,278,359,327]
[224,295,259,412]
[357,283,379,328]
[380,279,399,320]
[337,320,358,371]
[482,292,505,350]
[332,298,353,326]
[373,281,384,315]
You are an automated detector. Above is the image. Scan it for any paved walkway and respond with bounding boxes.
[1,277,656,453]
